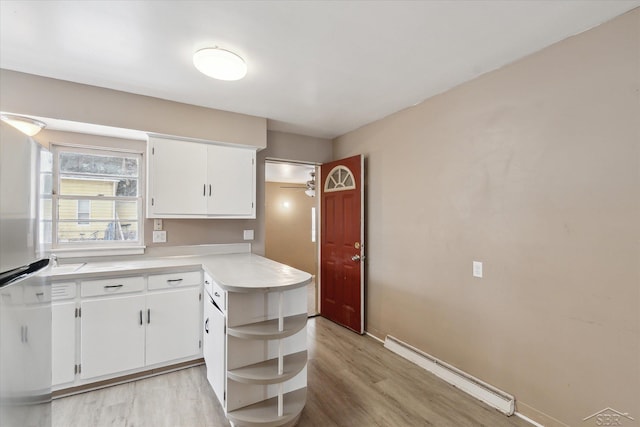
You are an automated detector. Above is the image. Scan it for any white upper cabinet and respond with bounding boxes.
[147,136,256,218]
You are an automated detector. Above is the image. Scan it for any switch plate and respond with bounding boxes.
[473,261,483,278]
[243,229,254,241]
[152,230,167,243]
[153,219,163,231]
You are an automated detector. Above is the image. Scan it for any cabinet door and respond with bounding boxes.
[0,300,24,395]
[145,288,201,366]
[80,295,145,379]
[207,298,225,405]
[207,145,256,217]
[52,302,76,386]
[22,304,52,393]
[148,137,207,216]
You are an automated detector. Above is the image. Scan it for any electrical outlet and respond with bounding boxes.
[153,219,163,231]
[243,229,254,241]
[152,230,167,243]
[473,261,483,278]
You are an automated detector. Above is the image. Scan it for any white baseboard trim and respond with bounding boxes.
[384,335,515,416]
[515,411,545,427]
[365,331,384,344]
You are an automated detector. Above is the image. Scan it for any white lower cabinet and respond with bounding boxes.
[145,288,202,366]
[0,292,52,397]
[203,289,225,404]
[52,270,203,389]
[52,301,77,386]
[80,295,146,379]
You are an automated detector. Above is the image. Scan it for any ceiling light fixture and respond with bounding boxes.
[0,113,46,136]
[193,47,247,81]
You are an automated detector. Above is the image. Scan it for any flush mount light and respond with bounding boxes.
[193,47,247,81]
[0,113,46,136]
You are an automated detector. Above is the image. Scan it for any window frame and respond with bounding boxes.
[51,143,145,256]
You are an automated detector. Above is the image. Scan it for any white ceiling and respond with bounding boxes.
[1,1,638,139]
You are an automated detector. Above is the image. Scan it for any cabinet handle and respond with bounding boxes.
[203,184,206,196]
[209,184,212,196]
[24,326,28,343]
[204,318,209,334]
[139,310,143,325]
[167,278,183,284]
[214,291,220,298]
[147,308,151,324]
[104,284,123,289]
[35,292,44,297]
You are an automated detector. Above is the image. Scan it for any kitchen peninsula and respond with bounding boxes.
[49,244,311,427]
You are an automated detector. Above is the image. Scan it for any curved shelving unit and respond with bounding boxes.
[227,313,307,340]
[212,282,309,427]
[228,350,307,385]
[227,387,307,427]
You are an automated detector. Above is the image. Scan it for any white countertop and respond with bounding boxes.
[48,249,312,293]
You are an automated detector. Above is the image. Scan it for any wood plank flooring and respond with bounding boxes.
[53,317,530,427]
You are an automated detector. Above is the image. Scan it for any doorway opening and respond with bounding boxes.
[264,159,319,315]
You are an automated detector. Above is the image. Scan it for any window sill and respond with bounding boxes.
[52,246,146,259]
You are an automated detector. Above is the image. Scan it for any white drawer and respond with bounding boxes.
[81,276,144,297]
[0,285,23,306]
[52,282,76,301]
[208,278,225,311]
[23,283,50,304]
[148,270,201,290]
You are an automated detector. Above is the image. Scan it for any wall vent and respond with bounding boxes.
[384,335,515,416]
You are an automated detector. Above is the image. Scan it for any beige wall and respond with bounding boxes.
[1,70,266,148]
[265,182,317,275]
[256,131,332,257]
[333,9,639,427]
[265,130,334,164]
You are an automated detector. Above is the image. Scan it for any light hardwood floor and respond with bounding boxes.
[53,317,530,427]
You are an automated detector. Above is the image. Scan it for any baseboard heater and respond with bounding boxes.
[384,335,515,416]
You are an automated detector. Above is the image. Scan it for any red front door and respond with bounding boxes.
[320,155,364,334]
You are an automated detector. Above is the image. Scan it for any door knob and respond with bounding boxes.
[351,254,361,262]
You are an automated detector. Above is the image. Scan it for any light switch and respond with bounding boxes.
[153,219,163,231]
[473,261,483,278]
[153,230,167,243]
[243,229,254,241]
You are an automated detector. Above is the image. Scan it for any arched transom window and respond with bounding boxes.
[324,165,356,192]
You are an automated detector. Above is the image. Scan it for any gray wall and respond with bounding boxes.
[333,9,639,427]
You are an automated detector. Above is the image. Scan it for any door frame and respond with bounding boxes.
[264,157,321,315]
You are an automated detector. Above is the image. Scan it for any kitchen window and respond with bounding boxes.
[52,144,144,254]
